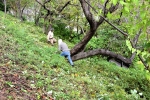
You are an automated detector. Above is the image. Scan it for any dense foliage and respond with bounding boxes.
[0,11,150,100]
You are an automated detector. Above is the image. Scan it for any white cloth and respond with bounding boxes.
[47,31,54,41]
[58,39,62,46]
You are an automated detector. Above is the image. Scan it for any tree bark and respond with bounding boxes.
[130,29,149,69]
[70,0,149,69]
[3,0,7,13]
[71,0,119,56]
[71,0,100,56]
[70,0,134,68]
[16,0,22,21]
[72,49,131,65]
[71,28,97,55]
[34,4,42,25]
[58,1,70,13]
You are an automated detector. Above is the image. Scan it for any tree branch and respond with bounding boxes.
[132,29,142,47]
[138,55,149,70]
[58,1,70,13]
[80,0,96,27]
[72,49,131,65]
[103,0,109,16]
[129,29,142,61]
[100,16,128,36]
[129,29,149,69]
[83,0,128,36]
[35,0,51,11]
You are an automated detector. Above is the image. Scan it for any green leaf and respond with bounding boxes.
[141,51,147,58]
[146,74,150,81]
[141,12,146,19]
[131,48,136,53]
[98,9,102,16]
[112,0,118,5]
[107,12,112,19]
[124,6,129,12]
[120,1,126,5]
[133,0,139,4]
[136,50,141,55]
[126,40,132,51]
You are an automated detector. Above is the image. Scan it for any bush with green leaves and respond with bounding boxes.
[86,25,130,57]
[1,11,150,100]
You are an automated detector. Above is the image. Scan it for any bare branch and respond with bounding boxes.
[103,0,109,16]
[129,29,149,69]
[44,0,51,4]
[132,29,142,47]
[117,0,126,24]
[100,16,128,36]
[58,1,70,13]
[138,55,149,70]
[83,0,98,13]
[35,0,50,11]
[129,29,142,61]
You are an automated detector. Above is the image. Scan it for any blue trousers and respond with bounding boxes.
[60,51,74,66]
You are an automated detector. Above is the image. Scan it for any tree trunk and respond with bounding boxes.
[71,0,118,56]
[70,0,135,67]
[16,0,23,21]
[34,5,42,25]
[71,0,101,56]
[72,49,131,66]
[3,0,7,13]
[71,27,97,56]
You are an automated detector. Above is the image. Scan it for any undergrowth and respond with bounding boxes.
[0,11,150,100]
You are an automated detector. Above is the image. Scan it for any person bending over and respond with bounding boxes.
[58,39,74,66]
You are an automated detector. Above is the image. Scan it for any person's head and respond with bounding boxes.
[58,39,62,45]
[51,28,54,32]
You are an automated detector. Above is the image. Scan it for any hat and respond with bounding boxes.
[58,39,62,45]
[51,28,54,31]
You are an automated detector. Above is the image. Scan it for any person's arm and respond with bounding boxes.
[47,32,50,41]
[47,31,53,40]
[58,44,61,51]
[49,31,53,38]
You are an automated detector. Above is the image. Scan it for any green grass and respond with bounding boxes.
[0,11,150,100]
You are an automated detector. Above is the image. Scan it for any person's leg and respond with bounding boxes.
[61,51,73,66]
[67,55,74,66]
[60,51,67,57]
[65,51,74,66]
[47,40,50,44]
[50,39,54,45]
[53,38,56,43]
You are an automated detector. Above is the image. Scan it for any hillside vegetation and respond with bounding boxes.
[0,11,150,100]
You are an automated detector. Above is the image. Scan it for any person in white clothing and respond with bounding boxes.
[47,29,56,45]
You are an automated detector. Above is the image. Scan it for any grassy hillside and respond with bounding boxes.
[0,11,150,100]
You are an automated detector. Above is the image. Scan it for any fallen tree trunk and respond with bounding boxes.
[72,49,132,67]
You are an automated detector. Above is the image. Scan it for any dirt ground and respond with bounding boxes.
[0,65,54,100]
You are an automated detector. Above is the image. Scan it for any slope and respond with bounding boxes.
[0,11,150,100]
